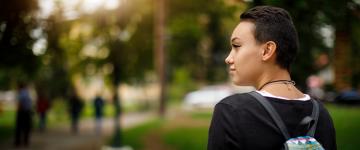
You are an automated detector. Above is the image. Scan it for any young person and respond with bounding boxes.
[207,6,337,150]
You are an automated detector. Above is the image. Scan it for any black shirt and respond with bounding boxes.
[208,92,337,150]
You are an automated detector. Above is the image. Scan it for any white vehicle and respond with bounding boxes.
[183,85,235,109]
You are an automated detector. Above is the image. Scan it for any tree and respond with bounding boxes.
[322,0,360,90]
[0,0,40,89]
[167,0,240,84]
[38,0,155,146]
[39,13,73,99]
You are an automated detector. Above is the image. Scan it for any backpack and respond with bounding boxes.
[249,91,325,150]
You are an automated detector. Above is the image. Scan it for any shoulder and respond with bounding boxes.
[315,100,334,123]
[216,92,258,110]
[313,100,332,117]
[311,100,337,149]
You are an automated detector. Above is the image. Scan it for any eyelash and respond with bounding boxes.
[232,44,241,48]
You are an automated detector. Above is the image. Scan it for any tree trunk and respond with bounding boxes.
[111,66,122,147]
[154,0,167,117]
[333,29,352,91]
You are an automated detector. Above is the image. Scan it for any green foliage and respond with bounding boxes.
[0,0,40,89]
[167,0,242,83]
[350,16,360,87]
[168,15,204,65]
[90,0,155,85]
[47,99,70,125]
[169,68,198,103]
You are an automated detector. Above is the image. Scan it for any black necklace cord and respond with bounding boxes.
[258,80,296,91]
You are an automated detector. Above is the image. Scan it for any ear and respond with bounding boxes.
[261,41,277,61]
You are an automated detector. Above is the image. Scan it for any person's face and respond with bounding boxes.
[225,21,264,86]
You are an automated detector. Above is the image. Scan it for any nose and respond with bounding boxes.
[225,52,233,64]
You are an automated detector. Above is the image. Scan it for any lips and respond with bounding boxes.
[229,67,236,73]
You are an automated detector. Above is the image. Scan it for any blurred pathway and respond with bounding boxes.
[0,112,155,150]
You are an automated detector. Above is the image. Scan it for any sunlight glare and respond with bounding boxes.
[32,38,47,56]
[104,0,120,10]
[38,0,121,20]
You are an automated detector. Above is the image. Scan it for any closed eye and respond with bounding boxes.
[232,44,241,48]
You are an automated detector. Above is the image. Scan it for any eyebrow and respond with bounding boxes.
[231,37,240,42]
[230,37,241,46]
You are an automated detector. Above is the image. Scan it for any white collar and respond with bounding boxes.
[256,90,311,101]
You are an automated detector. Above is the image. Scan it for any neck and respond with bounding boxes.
[254,66,305,100]
[255,67,291,90]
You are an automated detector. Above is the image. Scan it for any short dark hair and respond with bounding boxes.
[240,6,299,71]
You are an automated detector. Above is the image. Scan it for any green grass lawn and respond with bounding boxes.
[164,127,209,150]
[112,111,211,150]
[0,110,16,142]
[115,104,360,150]
[327,104,360,150]
[120,120,164,150]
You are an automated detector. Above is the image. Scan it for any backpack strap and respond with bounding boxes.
[249,91,291,139]
[249,91,321,139]
[297,99,320,137]
[307,99,320,137]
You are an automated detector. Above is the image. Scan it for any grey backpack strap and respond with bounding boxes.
[249,91,291,139]
[307,99,320,137]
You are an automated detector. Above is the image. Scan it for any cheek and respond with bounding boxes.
[234,50,255,70]
[233,48,260,84]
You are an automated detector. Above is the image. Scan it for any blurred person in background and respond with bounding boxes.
[208,6,336,150]
[306,75,325,100]
[36,90,50,132]
[93,94,105,135]
[14,83,33,147]
[68,91,83,134]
